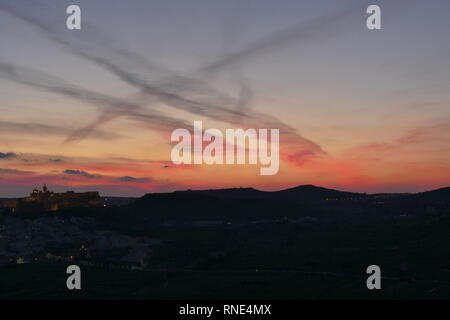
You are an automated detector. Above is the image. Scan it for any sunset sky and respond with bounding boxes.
[1,0,450,197]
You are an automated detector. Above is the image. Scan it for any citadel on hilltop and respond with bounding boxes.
[3,184,103,213]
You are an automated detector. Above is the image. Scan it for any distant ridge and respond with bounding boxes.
[131,184,450,221]
[416,186,450,200]
[272,184,364,201]
[136,184,450,207]
[170,184,366,203]
[176,187,268,200]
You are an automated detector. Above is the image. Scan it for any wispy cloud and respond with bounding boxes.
[63,169,101,179]
[0,168,32,175]
[119,176,153,183]
[0,120,124,141]
[0,152,17,160]
[0,61,191,142]
[0,0,329,159]
[0,0,420,177]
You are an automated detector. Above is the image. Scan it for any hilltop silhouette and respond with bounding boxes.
[131,184,450,222]
[137,184,450,204]
[173,184,364,202]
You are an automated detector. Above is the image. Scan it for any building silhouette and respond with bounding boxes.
[4,185,103,213]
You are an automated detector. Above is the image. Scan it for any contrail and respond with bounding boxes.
[2,0,402,157]
[0,0,414,128]
[0,61,192,142]
[0,120,123,141]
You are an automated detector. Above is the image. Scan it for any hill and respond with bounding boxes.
[173,184,366,203]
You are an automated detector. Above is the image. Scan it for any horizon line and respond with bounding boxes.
[2,183,449,199]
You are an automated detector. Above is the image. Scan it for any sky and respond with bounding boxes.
[0,0,450,197]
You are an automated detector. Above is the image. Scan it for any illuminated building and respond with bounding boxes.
[4,185,103,213]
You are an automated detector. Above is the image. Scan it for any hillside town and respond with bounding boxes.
[0,214,161,269]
